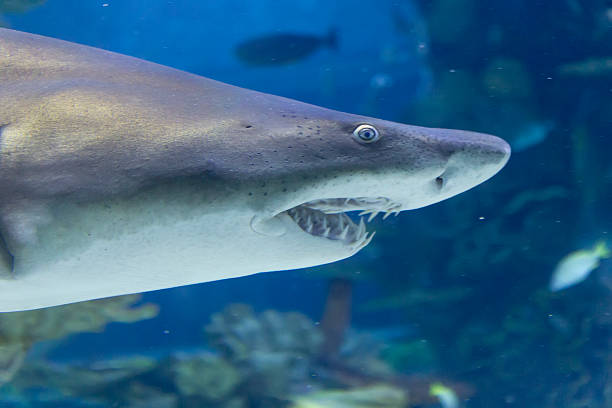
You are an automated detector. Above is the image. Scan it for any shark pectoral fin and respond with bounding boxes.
[0,232,14,279]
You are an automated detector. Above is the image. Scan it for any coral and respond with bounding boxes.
[0,343,26,384]
[290,385,408,408]
[337,329,395,378]
[0,294,158,345]
[115,382,178,408]
[3,304,327,407]
[206,304,324,360]
[205,303,324,399]
[4,304,430,407]
[169,353,240,401]
[14,356,158,396]
[0,295,158,384]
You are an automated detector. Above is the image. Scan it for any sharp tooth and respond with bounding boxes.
[383,211,391,220]
[322,217,328,229]
[307,215,312,225]
[358,210,371,217]
[323,227,331,237]
[350,238,363,252]
[354,231,376,252]
[367,211,379,222]
[340,225,350,240]
[394,211,400,217]
[358,217,366,237]
[353,234,367,251]
[307,223,313,233]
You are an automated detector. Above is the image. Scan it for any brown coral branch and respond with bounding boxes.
[319,278,353,360]
[318,360,474,406]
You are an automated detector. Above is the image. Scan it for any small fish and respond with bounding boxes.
[235,29,337,66]
[549,241,611,292]
[510,121,553,152]
[370,73,394,89]
[430,383,459,408]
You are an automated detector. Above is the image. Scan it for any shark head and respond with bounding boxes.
[220,97,511,267]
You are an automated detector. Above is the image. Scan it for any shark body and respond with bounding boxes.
[0,28,510,311]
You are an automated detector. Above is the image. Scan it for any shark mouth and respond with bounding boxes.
[285,197,401,251]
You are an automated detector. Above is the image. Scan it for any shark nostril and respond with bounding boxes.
[435,176,444,189]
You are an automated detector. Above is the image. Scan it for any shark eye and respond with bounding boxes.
[353,124,380,144]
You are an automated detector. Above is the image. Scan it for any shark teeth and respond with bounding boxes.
[353,231,376,252]
[287,206,363,246]
[286,197,401,250]
[305,197,402,223]
[339,224,350,240]
[303,197,401,215]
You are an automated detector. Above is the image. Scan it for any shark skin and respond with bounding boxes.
[0,28,510,312]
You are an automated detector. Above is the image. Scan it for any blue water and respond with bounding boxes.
[1,1,611,407]
[9,0,429,118]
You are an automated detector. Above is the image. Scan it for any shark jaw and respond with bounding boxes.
[287,197,399,250]
[253,197,397,257]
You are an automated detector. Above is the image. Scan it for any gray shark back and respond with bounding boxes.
[1,28,249,198]
[0,28,261,278]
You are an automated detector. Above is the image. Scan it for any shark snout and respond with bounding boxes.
[432,129,511,194]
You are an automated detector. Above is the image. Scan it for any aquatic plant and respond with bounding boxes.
[0,295,158,384]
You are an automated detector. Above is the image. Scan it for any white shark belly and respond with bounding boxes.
[0,190,352,312]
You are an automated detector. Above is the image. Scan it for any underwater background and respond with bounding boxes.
[0,0,611,407]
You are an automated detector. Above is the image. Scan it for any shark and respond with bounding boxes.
[0,28,510,312]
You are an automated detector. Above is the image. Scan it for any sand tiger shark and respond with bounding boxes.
[0,28,510,312]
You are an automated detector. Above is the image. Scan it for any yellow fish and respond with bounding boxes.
[549,241,611,291]
[430,383,459,408]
